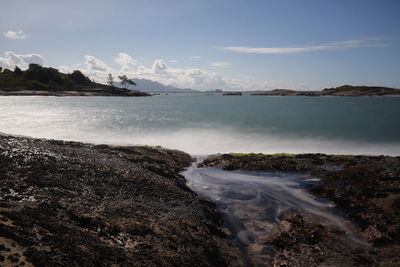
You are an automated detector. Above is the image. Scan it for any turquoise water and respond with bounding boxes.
[0,94,399,155]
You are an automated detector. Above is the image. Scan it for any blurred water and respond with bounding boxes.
[182,164,370,265]
[0,94,399,155]
[184,166,355,237]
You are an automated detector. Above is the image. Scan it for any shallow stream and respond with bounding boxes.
[182,162,368,265]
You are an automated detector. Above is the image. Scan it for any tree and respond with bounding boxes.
[69,70,91,85]
[14,66,23,75]
[118,75,136,89]
[107,73,114,87]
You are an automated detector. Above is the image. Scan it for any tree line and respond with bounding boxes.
[0,64,93,91]
[0,64,137,91]
[107,73,136,89]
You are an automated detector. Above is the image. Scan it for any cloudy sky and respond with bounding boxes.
[1,0,399,91]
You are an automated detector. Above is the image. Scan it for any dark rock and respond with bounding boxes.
[222,92,242,96]
[0,135,232,266]
[201,153,400,265]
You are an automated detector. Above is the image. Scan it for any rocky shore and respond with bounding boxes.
[0,88,150,97]
[1,134,400,266]
[200,153,400,266]
[0,134,231,266]
[252,85,400,96]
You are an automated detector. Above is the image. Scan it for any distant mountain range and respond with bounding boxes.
[132,78,200,93]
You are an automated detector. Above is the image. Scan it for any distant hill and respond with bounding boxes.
[0,64,150,96]
[320,85,400,96]
[252,89,319,96]
[252,85,400,97]
[132,78,200,93]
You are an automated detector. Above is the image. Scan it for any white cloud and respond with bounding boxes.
[151,59,168,74]
[210,61,232,67]
[84,55,110,72]
[58,65,73,74]
[0,51,45,69]
[221,39,388,54]
[54,54,300,91]
[190,56,203,59]
[122,59,284,91]
[114,52,137,67]
[80,55,114,82]
[3,30,27,40]
[0,51,312,91]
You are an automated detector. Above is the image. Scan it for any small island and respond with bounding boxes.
[252,85,400,97]
[0,64,150,97]
[222,91,242,96]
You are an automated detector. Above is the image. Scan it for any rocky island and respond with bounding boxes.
[222,92,242,96]
[252,85,400,97]
[0,65,150,97]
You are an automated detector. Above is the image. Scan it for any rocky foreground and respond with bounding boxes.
[201,153,400,266]
[1,135,400,266]
[0,134,232,266]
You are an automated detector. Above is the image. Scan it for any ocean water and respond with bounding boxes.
[0,94,399,155]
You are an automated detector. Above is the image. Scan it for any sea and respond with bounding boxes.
[0,94,399,156]
[1,93,397,263]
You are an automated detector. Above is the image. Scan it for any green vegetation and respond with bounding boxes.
[118,74,136,89]
[322,85,357,93]
[0,64,122,92]
[230,153,296,157]
[322,85,399,95]
[230,153,264,157]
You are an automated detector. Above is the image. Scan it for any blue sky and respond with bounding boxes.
[1,0,399,90]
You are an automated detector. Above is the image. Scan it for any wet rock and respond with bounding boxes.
[201,153,400,265]
[0,135,231,266]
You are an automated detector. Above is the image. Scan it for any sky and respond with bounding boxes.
[1,0,400,91]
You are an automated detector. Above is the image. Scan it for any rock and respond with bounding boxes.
[200,153,400,265]
[222,92,242,96]
[0,135,232,266]
[251,85,400,96]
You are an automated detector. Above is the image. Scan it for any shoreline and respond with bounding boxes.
[251,86,400,97]
[2,91,400,97]
[0,89,151,97]
[0,134,399,265]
